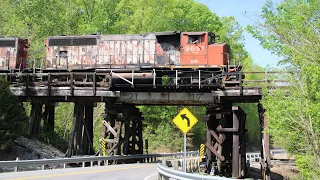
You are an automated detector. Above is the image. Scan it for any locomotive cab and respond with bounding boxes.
[180,32,230,67]
[180,32,208,66]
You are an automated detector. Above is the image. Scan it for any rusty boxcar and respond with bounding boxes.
[0,37,29,72]
[45,31,235,70]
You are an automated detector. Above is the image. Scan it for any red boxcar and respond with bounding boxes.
[0,37,29,72]
[45,31,230,71]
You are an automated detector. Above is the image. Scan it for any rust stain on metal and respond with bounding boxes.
[45,34,180,70]
[0,37,29,71]
[45,31,229,70]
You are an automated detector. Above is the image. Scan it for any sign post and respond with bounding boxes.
[173,107,198,172]
[184,133,186,172]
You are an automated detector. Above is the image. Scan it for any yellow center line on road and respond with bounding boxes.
[5,164,157,180]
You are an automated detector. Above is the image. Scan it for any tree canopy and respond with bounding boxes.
[0,0,251,68]
[247,0,320,178]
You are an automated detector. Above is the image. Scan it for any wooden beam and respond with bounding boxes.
[232,107,240,178]
[206,143,225,162]
[66,103,79,157]
[217,127,238,132]
[106,139,119,143]
[103,121,118,137]
[209,130,224,144]
[45,104,55,132]
[28,104,36,137]
[85,104,94,155]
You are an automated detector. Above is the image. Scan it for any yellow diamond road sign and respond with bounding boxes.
[173,107,198,134]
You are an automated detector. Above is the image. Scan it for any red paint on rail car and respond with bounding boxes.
[44,31,233,71]
[0,37,29,72]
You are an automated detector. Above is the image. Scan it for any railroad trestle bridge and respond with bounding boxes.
[1,70,288,179]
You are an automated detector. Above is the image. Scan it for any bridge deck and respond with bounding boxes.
[11,86,262,105]
[3,71,285,105]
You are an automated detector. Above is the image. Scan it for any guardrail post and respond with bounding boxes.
[14,157,19,172]
[158,173,166,180]
[173,160,178,170]
[82,161,85,167]
[63,163,66,168]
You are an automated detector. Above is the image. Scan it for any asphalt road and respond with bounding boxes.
[0,163,159,180]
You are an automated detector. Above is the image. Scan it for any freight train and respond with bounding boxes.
[0,31,243,86]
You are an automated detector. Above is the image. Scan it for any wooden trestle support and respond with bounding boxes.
[66,102,95,157]
[205,103,247,178]
[100,99,144,164]
[28,100,95,157]
[28,100,55,137]
[258,103,271,180]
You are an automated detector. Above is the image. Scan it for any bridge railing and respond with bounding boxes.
[0,151,198,172]
[241,71,291,86]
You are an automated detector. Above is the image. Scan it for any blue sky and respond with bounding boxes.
[197,0,283,67]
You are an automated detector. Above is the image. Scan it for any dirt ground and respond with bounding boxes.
[0,136,66,172]
[249,162,299,180]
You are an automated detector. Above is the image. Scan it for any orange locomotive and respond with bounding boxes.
[45,31,242,85]
[0,37,29,72]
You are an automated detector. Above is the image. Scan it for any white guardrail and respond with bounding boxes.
[0,151,198,172]
[157,163,232,180]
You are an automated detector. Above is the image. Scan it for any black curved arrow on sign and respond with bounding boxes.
[180,114,190,127]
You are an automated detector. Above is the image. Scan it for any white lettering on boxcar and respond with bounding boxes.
[190,59,198,64]
[185,46,204,52]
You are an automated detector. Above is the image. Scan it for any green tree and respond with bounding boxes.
[247,0,320,178]
[0,78,28,150]
[140,106,206,152]
[247,0,319,67]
